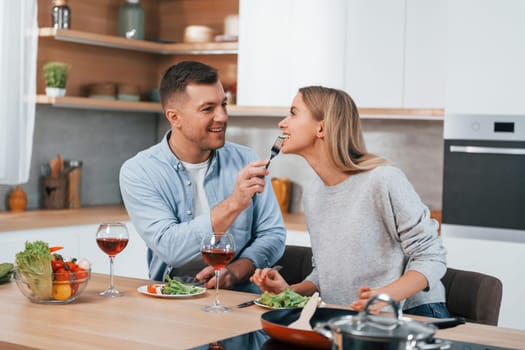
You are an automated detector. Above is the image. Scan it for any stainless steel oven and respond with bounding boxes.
[442,114,525,242]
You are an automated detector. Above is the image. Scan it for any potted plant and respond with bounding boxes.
[43,61,69,97]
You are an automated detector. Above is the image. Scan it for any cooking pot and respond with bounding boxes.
[315,294,451,350]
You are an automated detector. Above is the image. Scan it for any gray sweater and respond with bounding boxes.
[303,166,446,309]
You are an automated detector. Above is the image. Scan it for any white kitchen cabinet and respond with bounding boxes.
[346,0,446,108]
[443,234,525,330]
[403,0,447,108]
[344,0,406,108]
[0,222,148,280]
[237,0,347,107]
[239,0,446,111]
[446,0,525,114]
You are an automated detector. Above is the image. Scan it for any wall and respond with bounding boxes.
[0,105,158,211]
[1,109,444,212]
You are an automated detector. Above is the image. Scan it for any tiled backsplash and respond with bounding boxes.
[0,105,158,211]
[0,107,443,213]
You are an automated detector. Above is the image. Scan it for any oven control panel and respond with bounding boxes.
[444,114,524,141]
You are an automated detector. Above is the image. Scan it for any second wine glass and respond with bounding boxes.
[96,222,129,298]
[200,232,236,313]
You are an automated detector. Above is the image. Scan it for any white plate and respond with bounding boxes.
[137,284,206,298]
[254,298,286,309]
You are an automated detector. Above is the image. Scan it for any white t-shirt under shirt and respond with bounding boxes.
[180,159,210,216]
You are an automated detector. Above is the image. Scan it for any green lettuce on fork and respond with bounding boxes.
[15,240,53,299]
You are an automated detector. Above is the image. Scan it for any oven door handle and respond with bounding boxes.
[449,145,525,155]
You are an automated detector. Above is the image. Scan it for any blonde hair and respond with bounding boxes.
[299,86,387,172]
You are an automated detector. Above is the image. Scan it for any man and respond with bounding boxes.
[119,61,286,292]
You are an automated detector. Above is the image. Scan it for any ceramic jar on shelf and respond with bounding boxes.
[118,0,145,40]
[8,186,28,212]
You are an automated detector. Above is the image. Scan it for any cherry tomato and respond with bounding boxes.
[147,284,158,294]
[65,261,77,271]
[54,267,71,281]
[73,267,88,280]
[51,259,64,272]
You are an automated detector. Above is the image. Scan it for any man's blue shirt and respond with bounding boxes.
[120,131,286,283]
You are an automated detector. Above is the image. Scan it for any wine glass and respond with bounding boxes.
[200,232,236,312]
[96,222,129,297]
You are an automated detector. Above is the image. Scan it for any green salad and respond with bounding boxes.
[258,289,310,308]
[161,275,202,295]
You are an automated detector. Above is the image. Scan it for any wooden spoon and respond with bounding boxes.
[288,292,319,330]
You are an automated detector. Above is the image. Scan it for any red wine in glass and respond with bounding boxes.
[201,248,234,270]
[96,222,129,298]
[200,232,236,313]
[96,237,129,256]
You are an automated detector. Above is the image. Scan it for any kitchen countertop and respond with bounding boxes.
[0,205,441,235]
[1,273,524,349]
[0,205,308,233]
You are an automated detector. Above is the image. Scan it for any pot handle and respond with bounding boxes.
[314,322,334,341]
[415,339,452,350]
[363,293,402,320]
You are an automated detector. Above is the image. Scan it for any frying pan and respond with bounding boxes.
[260,307,357,349]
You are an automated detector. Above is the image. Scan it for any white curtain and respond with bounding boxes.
[0,1,38,185]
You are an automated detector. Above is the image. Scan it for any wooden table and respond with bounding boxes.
[1,274,524,350]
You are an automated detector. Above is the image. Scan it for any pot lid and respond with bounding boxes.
[327,294,436,342]
[328,314,436,342]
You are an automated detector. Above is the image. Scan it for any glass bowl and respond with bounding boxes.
[14,266,91,304]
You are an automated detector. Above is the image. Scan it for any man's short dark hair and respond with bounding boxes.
[159,61,218,108]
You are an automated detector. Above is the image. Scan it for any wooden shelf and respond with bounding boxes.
[35,95,444,120]
[358,108,444,121]
[38,28,238,55]
[36,95,162,113]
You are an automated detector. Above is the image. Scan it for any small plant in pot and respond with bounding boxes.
[43,61,69,97]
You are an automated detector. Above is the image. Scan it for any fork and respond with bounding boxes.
[264,136,286,169]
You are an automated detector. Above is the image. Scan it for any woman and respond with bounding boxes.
[250,86,450,318]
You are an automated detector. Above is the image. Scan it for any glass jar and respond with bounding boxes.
[118,0,145,40]
[51,0,71,29]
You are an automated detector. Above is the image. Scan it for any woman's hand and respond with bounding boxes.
[349,286,384,313]
[250,267,289,294]
[350,271,429,312]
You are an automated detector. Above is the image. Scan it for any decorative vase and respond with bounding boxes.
[8,186,28,212]
[271,177,292,214]
[45,87,66,97]
[118,0,145,40]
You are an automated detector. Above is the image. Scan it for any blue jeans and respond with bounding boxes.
[404,302,451,318]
